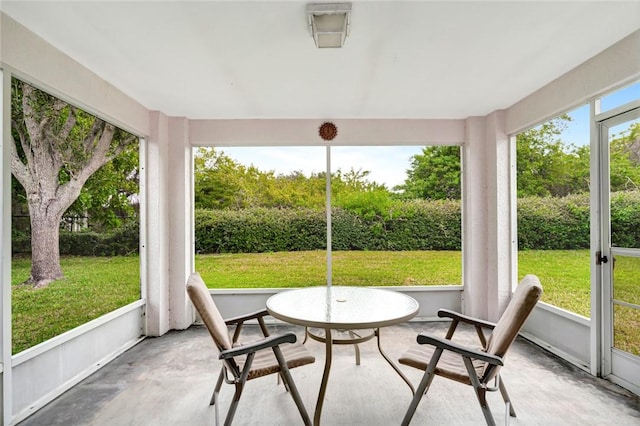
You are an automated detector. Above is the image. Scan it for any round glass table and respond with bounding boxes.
[267,286,419,426]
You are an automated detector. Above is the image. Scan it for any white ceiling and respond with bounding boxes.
[2,1,640,120]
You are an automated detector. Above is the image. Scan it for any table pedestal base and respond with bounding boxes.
[305,327,416,426]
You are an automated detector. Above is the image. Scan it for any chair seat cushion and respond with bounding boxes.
[236,342,315,381]
[399,344,485,385]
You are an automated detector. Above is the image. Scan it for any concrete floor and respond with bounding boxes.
[18,321,640,426]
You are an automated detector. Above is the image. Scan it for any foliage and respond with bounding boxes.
[609,122,640,192]
[517,194,590,249]
[518,191,640,250]
[13,222,139,256]
[195,208,327,253]
[193,191,640,253]
[10,78,138,286]
[517,119,640,197]
[12,191,640,256]
[195,200,462,254]
[610,191,640,247]
[194,147,327,209]
[66,142,139,231]
[11,80,139,229]
[392,120,639,200]
[194,147,394,212]
[516,116,582,197]
[396,146,461,199]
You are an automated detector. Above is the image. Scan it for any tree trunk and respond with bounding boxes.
[28,208,64,288]
[11,79,132,288]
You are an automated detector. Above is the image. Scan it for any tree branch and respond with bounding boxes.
[83,118,105,155]
[58,104,77,142]
[108,132,137,161]
[21,84,45,152]
[74,123,116,185]
[10,134,32,189]
[12,118,35,168]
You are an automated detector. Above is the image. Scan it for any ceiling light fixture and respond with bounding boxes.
[307,3,351,48]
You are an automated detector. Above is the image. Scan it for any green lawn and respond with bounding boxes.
[195,250,464,288]
[196,250,593,316]
[11,256,140,354]
[9,249,619,354]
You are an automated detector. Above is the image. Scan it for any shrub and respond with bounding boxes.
[13,221,139,256]
[611,191,640,248]
[195,208,327,253]
[194,200,463,253]
[517,194,590,249]
[13,191,640,256]
[194,191,640,253]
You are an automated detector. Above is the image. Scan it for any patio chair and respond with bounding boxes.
[186,272,315,426]
[398,274,543,426]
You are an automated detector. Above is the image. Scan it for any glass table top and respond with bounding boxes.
[266,286,419,329]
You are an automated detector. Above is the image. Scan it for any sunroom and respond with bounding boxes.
[1,1,639,425]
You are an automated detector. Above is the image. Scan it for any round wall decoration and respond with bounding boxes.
[318,122,338,141]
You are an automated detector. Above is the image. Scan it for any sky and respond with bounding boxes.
[562,81,640,147]
[220,145,424,190]
[218,82,639,189]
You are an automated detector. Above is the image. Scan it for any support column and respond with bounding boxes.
[167,117,194,330]
[145,111,170,336]
[484,110,514,321]
[1,67,13,426]
[463,111,514,321]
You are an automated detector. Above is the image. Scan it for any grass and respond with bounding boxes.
[518,250,591,317]
[196,250,593,315]
[11,256,140,354]
[194,250,463,288]
[609,255,640,355]
[11,250,639,355]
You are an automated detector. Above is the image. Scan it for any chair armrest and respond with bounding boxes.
[224,309,269,325]
[218,332,297,360]
[438,309,496,330]
[416,333,504,366]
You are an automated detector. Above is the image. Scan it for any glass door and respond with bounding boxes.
[599,107,640,394]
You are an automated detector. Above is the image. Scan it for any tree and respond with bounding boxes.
[515,116,589,197]
[64,142,139,231]
[609,122,640,192]
[518,119,640,197]
[11,79,137,288]
[194,147,270,209]
[396,146,461,199]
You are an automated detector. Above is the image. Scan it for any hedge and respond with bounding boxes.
[11,191,640,255]
[517,194,591,249]
[13,221,140,256]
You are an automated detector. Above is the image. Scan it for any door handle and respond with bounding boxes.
[596,251,609,265]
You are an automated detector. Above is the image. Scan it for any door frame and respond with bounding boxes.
[594,101,640,394]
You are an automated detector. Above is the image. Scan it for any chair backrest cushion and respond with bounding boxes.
[186,272,233,351]
[486,274,543,358]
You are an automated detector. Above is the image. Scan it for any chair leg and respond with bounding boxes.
[221,353,255,426]
[210,368,226,406]
[277,371,291,391]
[498,376,516,417]
[272,346,312,426]
[476,387,496,426]
[400,348,442,426]
[211,368,226,426]
[463,357,496,426]
[221,382,245,426]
